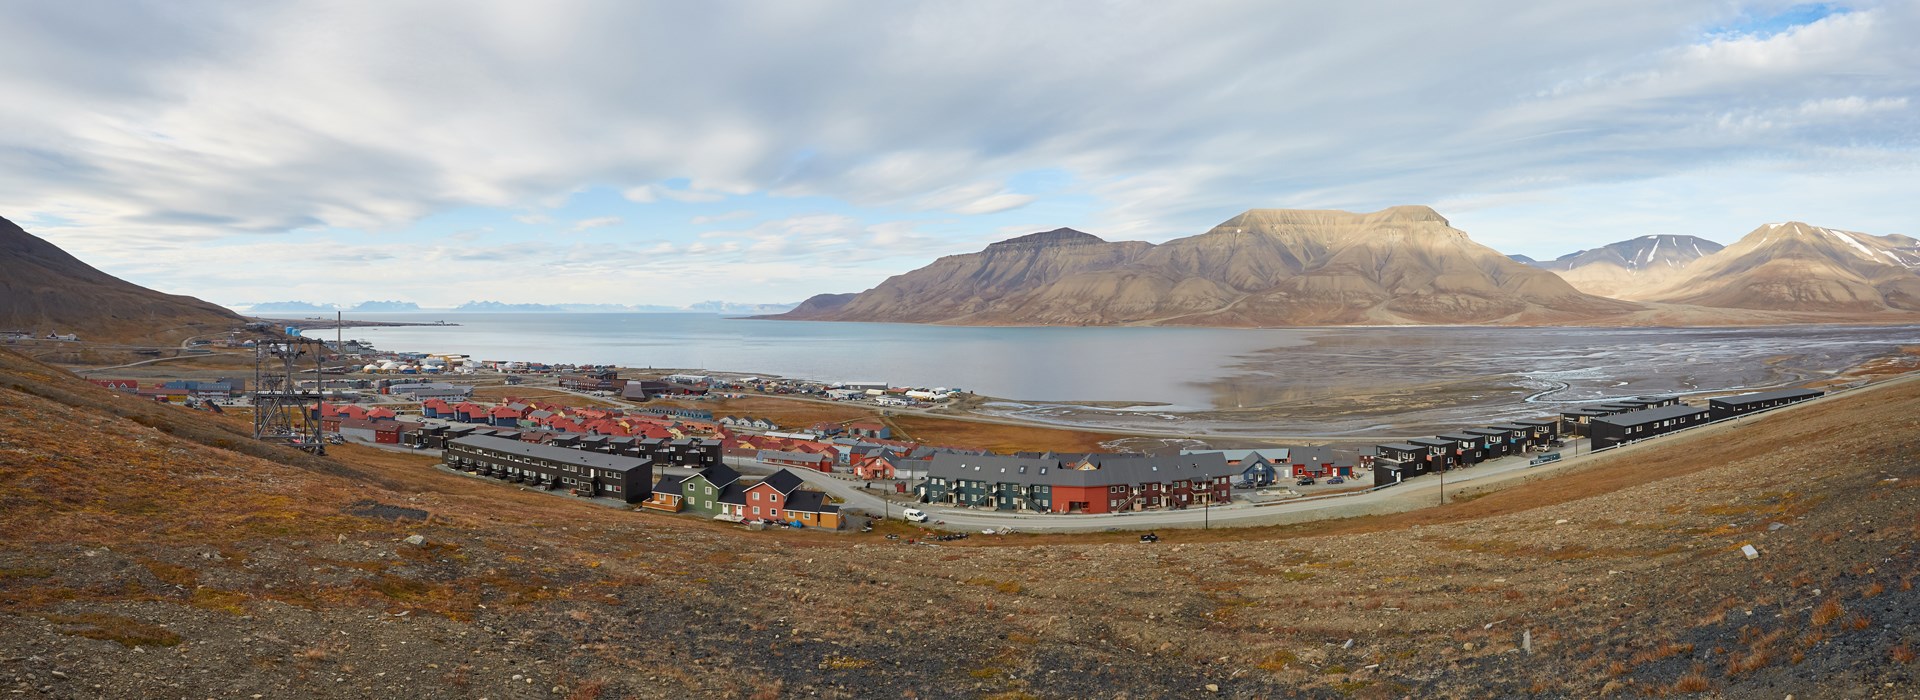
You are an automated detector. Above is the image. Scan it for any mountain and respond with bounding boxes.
[770,206,1642,326]
[348,300,421,312]
[1507,254,1538,264]
[245,301,339,313]
[1530,235,1725,299]
[1641,222,1920,312]
[0,215,244,343]
[683,300,800,315]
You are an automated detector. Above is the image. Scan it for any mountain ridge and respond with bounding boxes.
[0,215,243,343]
[769,206,1643,327]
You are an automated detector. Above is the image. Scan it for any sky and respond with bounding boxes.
[2,1,1915,309]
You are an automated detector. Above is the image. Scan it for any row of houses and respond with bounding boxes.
[916,452,1236,514]
[1373,418,1564,487]
[407,423,722,468]
[641,464,843,528]
[1178,446,1360,487]
[90,378,246,402]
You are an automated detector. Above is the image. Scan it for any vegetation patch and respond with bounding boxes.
[39,612,183,648]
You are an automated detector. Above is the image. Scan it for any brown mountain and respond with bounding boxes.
[1641,221,1920,312]
[0,215,244,343]
[771,206,1642,326]
[1533,235,1725,299]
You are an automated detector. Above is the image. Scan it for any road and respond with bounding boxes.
[780,373,1907,532]
[774,442,1592,533]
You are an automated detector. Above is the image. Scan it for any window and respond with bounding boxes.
[752,506,760,515]
[752,492,760,501]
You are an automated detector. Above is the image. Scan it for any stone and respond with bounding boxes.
[403,535,427,547]
[1204,684,1219,692]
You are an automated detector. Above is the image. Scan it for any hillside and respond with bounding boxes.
[1533,235,1725,299]
[2,347,1915,697]
[0,216,243,344]
[1643,222,1920,312]
[771,207,1643,327]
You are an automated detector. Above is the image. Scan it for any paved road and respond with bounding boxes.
[778,442,1592,533]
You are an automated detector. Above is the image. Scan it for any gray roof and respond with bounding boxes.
[758,449,828,463]
[1376,443,1423,452]
[1485,424,1528,431]
[927,452,1234,487]
[758,469,805,494]
[654,474,689,492]
[1591,404,1708,428]
[448,435,653,474]
[1709,388,1822,407]
[1180,448,1289,463]
[1287,445,1341,464]
[1462,428,1509,436]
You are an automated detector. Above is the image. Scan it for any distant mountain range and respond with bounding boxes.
[1522,235,1725,299]
[1,215,242,343]
[770,206,1640,326]
[769,206,1920,326]
[236,300,799,315]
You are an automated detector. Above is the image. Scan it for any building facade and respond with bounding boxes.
[445,435,653,503]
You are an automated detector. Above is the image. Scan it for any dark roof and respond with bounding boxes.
[1408,438,1454,448]
[696,463,741,488]
[1462,428,1508,436]
[1376,443,1423,452]
[785,490,839,515]
[448,435,652,473]
[1590,404,1709,428]
[717,482,747,505]
[926,452,1233,488]
[1513,418,1558,426]
[1709,388,1823,407]
[758,469,806,495]
[1486,424,1528,431]
[654,474,689,492]
[1436,433,1483,442]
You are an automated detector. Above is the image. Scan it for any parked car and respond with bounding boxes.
[1327,477,1345,485]
[1296,477,1316,486]
[901,508,929,523]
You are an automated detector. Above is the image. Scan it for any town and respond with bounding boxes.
[84,342,1835,534]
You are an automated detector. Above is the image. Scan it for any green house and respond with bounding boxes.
[679,463,742,515]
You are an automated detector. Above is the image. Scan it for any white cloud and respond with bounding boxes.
[569,215,622,231]
[689,209,755,224]
[0,1,1914,303]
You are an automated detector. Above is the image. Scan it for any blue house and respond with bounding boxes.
[1181,448,1290,487]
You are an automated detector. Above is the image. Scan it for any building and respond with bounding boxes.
[1436,434,1488,466]
[1588,404,1711,450]
[558,370,624,392]
[642,474,689,513]
[1284,446,1353,479]
[90,379,138,392]
[851,452,900,480]
[782,490,842,529]
[1707,389,1824,421]
[1618,395,1680,410]
[757,449,833,472]
[677,464,744,516]
[1481,424,1532,454]
[1408,437,1459,471]
[445,435,653,503]
[733,469,806,523]
[846,421,891,439]
[918,452,1235,514]
[1180,449,1289,487]
[1371,443,1431,488]
[1513,418,1562,448]
[621,380,669,401]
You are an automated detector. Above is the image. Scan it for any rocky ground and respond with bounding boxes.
[1,348,1916,698]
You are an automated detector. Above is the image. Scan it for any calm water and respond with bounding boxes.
[305,315,1920,428]
[304,313,1308,409]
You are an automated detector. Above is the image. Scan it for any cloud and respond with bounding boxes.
[690,209,755,224]
[0,1,1914,303]
[568,215,623,231]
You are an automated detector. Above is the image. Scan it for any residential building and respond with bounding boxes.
[1284,446,1353,479]
[445,435,653,503]
[677,464,743,516]
[1181,448,1289,487]
[918,452,1234,514]
[846,421,891,439]
[758,449,833,472]
[1707,389,1823,421]
[1589,404,1710,450]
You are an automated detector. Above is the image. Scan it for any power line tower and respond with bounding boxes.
[252,338,328,454]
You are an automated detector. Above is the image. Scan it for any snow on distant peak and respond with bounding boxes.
[1824,227,1878,260]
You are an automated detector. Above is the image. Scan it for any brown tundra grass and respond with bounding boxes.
[1811,598,1845,627]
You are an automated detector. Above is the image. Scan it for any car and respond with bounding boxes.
[901,508,929,523]
[1327,477,1345,485]
[1296,477,1317,486]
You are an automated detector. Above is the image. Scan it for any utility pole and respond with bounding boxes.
[1438,466,1446,506]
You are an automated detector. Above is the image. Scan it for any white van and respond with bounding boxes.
[901,508,929,523]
